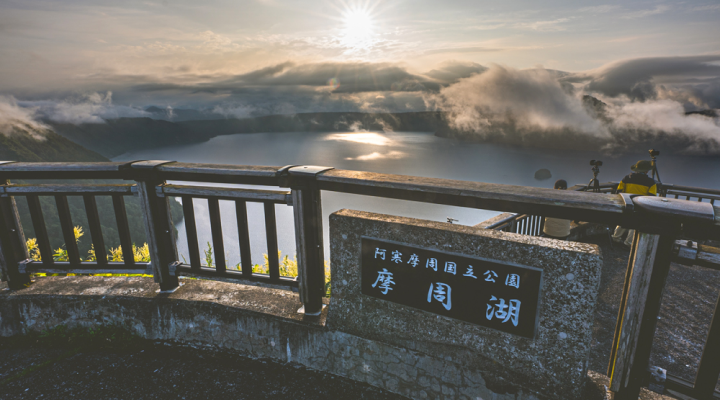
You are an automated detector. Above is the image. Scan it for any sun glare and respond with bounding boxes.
[342,7,375,48]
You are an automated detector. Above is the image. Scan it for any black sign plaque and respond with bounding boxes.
[361,237,543,338]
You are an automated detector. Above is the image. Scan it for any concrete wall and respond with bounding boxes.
[328,210,604,400]
[1,276,559,400]
[0,210,605,399]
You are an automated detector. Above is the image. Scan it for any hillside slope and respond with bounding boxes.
[49,118,216,158]
[0,122,108,162]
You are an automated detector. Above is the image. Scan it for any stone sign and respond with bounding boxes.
[328,209,603,400]
[361,237,542,338]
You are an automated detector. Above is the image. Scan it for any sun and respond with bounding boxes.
[341,7,375,49]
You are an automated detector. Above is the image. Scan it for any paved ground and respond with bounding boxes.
[0,342,407,400]
[587,235,720,393]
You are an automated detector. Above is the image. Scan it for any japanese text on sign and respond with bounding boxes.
[361,238,543,338]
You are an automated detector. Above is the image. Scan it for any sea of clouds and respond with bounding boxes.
[0,55,718,152]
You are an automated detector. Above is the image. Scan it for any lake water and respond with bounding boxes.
[114,131,720,268]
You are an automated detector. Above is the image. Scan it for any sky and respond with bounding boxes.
[0,0,719,152]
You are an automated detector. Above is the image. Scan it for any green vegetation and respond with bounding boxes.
[0,121,183,260]
[50,117,215,158]
[16,194,183,259]
[0,124,107,162]
[27,226,153,263]
[202,242,332,296]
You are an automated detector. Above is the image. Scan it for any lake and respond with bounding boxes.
[114,131,720,268]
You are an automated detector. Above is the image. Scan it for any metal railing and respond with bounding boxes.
[0,161,718,398]
[488,182,719,239]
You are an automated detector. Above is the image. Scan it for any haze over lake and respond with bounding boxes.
[115,131,720,268]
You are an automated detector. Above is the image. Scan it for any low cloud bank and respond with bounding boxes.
[18,92,148,124]
[2,56,719,154]
[436,60,720,154]
[0,96,50,140]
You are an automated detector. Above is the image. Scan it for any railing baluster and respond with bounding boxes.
[83,195,107,265]
[290,177,326,316]
[236,200,252,276]
[112,195,135,266]
[264,202,280,281]
[527,215,535,236]
[0,189,31,288]
[55,195,81,266]
[207,198,226,273]
[134,164,179,291]
[26,195,53,265]
[182,196,201,271]
[693,291,720,398]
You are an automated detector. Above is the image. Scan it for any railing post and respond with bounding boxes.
[0,177,31,289]
[283,166,333,316]
[131,161,179,291]
[608,228,677,399]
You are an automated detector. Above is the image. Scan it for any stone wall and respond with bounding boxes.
[1,276,558,399]
[0,210,604,400]
[328,210,604,399]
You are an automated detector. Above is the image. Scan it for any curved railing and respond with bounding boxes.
[0,161,718,399]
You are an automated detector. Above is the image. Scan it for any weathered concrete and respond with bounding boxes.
[329,209,604,400]
[0,275,562,400]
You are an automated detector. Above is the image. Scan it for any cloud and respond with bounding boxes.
[0,96,49,140]
[436,64,720,154]
[690,4,720,12]
[424,61,488,84]
[18,92,149,124]
[211,103,257,119]
[439,64,604,136]
[515,18,571,32]
[605,100,720,152]
[572,55,720,108]
[195,61,441,94]
[621,5,670,19]
[345,151,407,161]
[578,5,621,13]
[424,47,505,56]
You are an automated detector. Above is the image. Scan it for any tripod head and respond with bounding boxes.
[587,160,603,192]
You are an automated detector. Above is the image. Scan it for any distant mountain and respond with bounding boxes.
[0,121,107,162]
[49,117,217,158]
[46,104,720,159]
[179,111,450,136]
[48,112,451,158]
[144,106,228,122]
